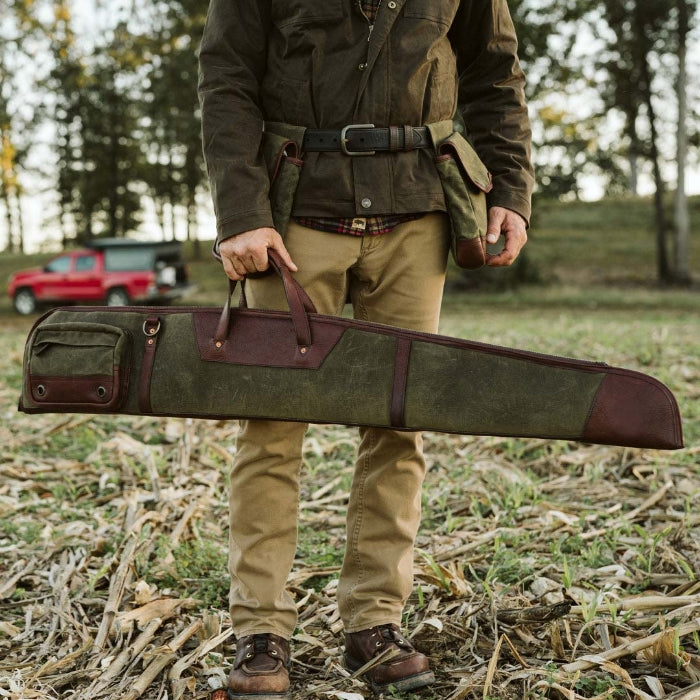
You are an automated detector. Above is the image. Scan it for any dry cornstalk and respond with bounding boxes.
[662,681,700,700]
[482,633,506,699]
[93,535,139,650]
[169,500,200,546]
[569,595,700,617]
[94,617,164,688]
[0,558,36,600]
[434,528,516,562]
[168,626,233,682]
[562,618,700,673]
[582,480,674,540]
[31,638,93,680]
[119,619,204,700]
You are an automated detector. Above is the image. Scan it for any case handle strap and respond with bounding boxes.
[214,249,317,349]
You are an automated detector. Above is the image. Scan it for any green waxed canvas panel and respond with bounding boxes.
[148,320,396,425]
[404,340,605,438]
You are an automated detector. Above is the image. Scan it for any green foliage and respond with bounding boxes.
[144,536,230,609]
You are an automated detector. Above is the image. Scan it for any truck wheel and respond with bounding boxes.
[105,288,130,306]
[13,288,37,315]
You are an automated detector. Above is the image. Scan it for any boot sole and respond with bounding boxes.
[226,690,291,700]
[344,654,436,693]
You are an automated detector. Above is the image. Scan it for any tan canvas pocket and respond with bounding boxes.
[24,322,131,411]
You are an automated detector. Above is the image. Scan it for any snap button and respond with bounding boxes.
[358,63,367,71]
[361,198,372,209]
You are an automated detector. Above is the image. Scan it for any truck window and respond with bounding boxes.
[75,255,97,271]
[45,256,71,273]
[103,248,155,272]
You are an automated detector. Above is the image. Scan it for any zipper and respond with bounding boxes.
[358,0,381,42]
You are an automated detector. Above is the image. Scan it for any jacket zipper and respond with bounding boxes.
[358,0,381,42]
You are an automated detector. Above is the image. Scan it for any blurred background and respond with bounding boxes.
[0,0,698,291]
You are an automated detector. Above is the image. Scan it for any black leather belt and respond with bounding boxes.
[302,124,432,156]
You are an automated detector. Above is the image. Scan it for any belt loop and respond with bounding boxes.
[389,125,400,152]
[403,125,414,151]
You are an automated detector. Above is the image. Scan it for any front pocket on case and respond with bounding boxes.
[26,322,131,410]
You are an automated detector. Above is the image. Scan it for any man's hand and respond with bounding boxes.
[485,207,528,267]
[218,227,297,281]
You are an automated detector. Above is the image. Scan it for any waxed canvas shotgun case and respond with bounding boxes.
[19,254,683,450]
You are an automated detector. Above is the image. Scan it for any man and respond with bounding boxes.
[198,1,533,696]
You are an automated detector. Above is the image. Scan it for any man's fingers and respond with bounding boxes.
[485,207,528,268]
[269,239,297,272]
[486,208,506,244]
[486,229,527,267]
[218,227,298,281]
[221,256,245,281]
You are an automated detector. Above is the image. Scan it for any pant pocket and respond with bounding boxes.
[429,129,492,270]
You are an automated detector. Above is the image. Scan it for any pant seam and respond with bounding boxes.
[345,426,374,626]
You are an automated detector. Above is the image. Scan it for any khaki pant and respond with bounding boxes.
[229,214,449,638]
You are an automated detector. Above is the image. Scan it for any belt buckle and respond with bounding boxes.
[341,123,376,156]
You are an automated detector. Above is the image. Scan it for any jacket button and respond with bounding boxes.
[358,63,367,70]
[388,0,397,7]
[361,198,372,209]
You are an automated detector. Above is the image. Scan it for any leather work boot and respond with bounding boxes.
[344,623,435,693]
[227,633,291,699]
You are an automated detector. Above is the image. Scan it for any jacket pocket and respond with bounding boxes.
[25,322,131,411]
[428,128,493,270]
[274,0,344,27]
[403,0,457,25]
[261,130,305,237]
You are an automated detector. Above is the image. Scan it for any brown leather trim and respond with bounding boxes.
[269,140,299,184]
[390,337,412,428]
[195,310,346,369]
[30,373,119,408]
[138,315,161,413]
[456,237,487,270]
[582,369,684,449]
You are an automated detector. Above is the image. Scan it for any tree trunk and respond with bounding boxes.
[14,187,24,254]
[2,189,14,253]
[635,5,671,283]
[673,0,691,284]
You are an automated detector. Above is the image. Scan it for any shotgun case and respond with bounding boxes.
[19,254,683,450]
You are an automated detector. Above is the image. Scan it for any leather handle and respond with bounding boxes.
[214,249,317,348]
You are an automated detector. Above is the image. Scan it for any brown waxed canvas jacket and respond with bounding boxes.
[198,0,534,244]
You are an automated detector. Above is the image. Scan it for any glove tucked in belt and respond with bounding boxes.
[302,124,432,156]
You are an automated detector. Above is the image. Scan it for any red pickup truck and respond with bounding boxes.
[8,239,193,315]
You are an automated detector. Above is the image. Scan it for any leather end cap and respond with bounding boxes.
[583,371,684,450]
[455,237,486,269]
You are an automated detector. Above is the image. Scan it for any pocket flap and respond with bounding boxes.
[438,133,493,193]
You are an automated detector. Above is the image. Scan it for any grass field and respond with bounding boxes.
[0,197,699,699]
